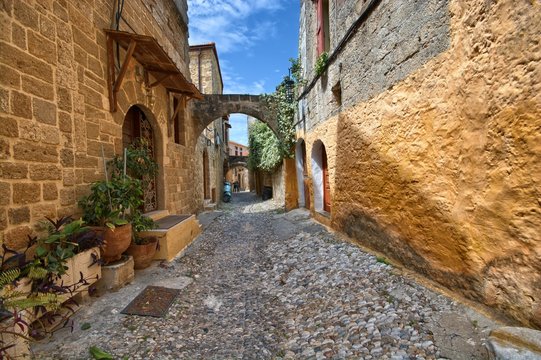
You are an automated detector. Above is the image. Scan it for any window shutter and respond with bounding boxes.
[316,0,325,55]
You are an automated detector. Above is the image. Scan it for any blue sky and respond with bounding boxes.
[188,0,300,145]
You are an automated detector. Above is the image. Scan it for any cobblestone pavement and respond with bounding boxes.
[34,192,500,359]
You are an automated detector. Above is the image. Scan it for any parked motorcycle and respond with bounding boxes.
[223,181,232,203]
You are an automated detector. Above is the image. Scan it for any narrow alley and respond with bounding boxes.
[34,193,499,360]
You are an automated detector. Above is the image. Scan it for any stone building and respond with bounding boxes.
[294,0,541,327]
[0,1,212,250]
[189,43,229,206]
[224,141,249,191]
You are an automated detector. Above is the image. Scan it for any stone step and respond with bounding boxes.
[139,214,201,261]
[143,209,170,221]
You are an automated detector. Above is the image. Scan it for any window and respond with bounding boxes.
[235,146,238,156]
[316,0,330,55]
[172,96,186,145]
[240,148,243,156]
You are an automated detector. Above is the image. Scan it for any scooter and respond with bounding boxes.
[223,181,232,203]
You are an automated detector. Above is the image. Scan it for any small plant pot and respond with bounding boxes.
[125,237,158,270]
[98,224,133,264]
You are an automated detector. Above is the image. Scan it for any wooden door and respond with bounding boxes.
[301,141,310,209]
[203,150,210,199]
[322,145,331,212]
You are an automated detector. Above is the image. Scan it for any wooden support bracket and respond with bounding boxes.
[149,73,171,88]
[106,36,136,112]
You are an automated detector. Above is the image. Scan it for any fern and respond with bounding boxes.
[0,269,20,288]
[28,266,48,280]
[4,293,60,312]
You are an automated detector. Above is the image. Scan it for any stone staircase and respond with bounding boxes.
[203,199,217,211]
[140,210,202,261]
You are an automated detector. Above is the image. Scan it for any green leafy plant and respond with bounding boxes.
[109,138,158,186]
[315,51,329,76]
[130,212,156,244]
[107,141,157,242]
[31,216,103,278]
[89,345,114,360]
[250,62,301,173]
[78,177,141,229]
[0,234,92,357]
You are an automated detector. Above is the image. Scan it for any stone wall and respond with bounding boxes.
[0,0,201,249]
[189,45,227,206]
[297,0,541,327]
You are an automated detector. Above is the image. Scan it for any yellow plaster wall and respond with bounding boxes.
[298,0,541,327]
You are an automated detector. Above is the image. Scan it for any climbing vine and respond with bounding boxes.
[248,58,303,172]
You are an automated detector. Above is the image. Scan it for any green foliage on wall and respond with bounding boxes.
[248,58,303,173]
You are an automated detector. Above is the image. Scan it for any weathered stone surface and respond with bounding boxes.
[42,182,58,201]
[0,42,52,83]
[4,225,32,250]
[32,98,57,125]
[31,203,57,220]
[0,207,7,230]
[297,0,541,327]
[487,327,541,360]
[13,1,38,28]
[59,187,75,206]
[10,91,31,119]
[13,141,58,162]
[0,162,28,179]
[0,116,18,137]
[13,183,40,204]
[0,138,9,159]
[0,64,21,88]
[8,207,30,225]
[22,75,54,100]
[11,21,27,50]
[0,182,9,206]
[28,30,56,65]
[29,164,61,180]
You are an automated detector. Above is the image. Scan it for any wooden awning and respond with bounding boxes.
[105,29,203,112]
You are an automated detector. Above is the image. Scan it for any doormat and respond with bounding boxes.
[155,215,191,230]
[121,286,181,317]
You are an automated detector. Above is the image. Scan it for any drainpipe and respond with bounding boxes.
[198,50,202,92]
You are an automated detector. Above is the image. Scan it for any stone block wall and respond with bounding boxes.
[0,0,202,250]
[297,0,541,327]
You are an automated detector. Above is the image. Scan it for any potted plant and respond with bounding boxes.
[0,224,97,358]
[125,212,158,269]
[34,216,103,292]
[109,140,159,269]
[78,176,142,264]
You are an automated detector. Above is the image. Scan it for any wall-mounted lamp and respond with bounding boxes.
[135,65,145,83]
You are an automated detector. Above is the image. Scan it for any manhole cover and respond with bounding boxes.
[121,286,180,317]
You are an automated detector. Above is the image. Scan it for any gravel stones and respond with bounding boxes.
[32,193,499,359]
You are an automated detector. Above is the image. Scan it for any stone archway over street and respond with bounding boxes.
[192,94,279,138]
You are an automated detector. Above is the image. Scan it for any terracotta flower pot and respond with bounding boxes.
[99,224,132,264]
[125,237,158,270]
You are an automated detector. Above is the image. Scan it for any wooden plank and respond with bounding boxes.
[106,34,116,112]
[149,73,171,87]
[113,39,136,93]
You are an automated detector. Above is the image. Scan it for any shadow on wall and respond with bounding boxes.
[331,107,541,328]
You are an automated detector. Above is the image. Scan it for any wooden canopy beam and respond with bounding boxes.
[149,73,171,88]
[107,37,136,112]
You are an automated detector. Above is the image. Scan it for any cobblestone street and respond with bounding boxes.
[34,193,499,359]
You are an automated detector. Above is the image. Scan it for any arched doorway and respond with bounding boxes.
[311,140,331,213]
[122,105,158,212]
[203,149,210,200]
[296,139,310,209]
